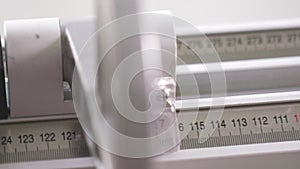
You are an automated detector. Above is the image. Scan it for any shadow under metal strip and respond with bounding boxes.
[0,36,8,119]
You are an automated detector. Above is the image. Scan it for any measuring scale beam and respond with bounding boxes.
[1,91,300,163]
[176,18,300,64]
[61,17,300,65]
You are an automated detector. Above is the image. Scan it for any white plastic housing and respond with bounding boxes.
[5,18,74,118]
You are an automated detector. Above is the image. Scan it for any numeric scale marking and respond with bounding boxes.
[177,28,300,64]
[0,118,89,163]
[179,102,300,149]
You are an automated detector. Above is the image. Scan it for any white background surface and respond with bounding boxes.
[0,0,300,34]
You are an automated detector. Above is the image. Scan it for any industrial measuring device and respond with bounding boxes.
[0,15,300,169]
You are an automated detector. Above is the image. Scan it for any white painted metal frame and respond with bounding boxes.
[62,18,300,169]
[2,18,300,169]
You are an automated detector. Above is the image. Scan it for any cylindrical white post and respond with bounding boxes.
[89,0,179,169]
